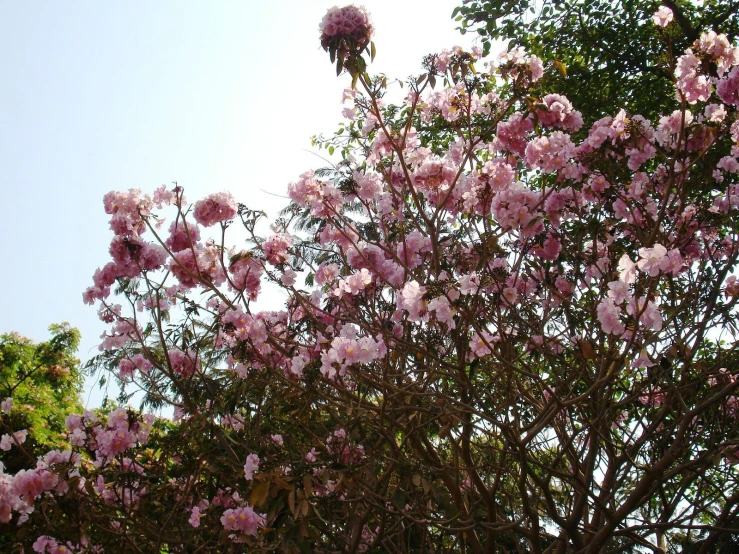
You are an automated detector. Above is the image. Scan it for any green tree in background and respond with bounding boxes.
[454,0,739,126]
[0,323,83,473]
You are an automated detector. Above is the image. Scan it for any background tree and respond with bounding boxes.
[0,323,83,472]
[454,0,739,126]
[0,324,84,549]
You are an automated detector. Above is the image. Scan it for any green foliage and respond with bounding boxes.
[454,0,739,126]
[0,323,83,471]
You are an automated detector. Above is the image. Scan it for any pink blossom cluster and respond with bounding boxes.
[65,408,154,462]
[398,280,428,322]
[169,242,226,289]
[263,233,293,265]
[676,31,739,103]
[396,231,432,269]
[525,131,576,173]
[219,308,269,352]
[288,171,342,217]
[0,429,27,451]
[102,188,152,237]
[192,191,238,227]
[432,45,482,74]
[320,325,385,379]
[118,353,153,380]
[229,255,263,299]
[0,450,80,525]
[32,535,89,554]
[84,187,180,304]
[326,428,366,465]
[497,47,544,85]
[166,219,200,252]
[469,330,498,359]
[167,348,200,377]
[220,505,263,539]
[597,297,626,336]
[489,181,543,236]
[637,244,683,276]
[243,453,259,481]
[344,241,403,286]
[319,5,373,49]
[652,6,673,27]
[534,94,584,131]
[333,267,373,297]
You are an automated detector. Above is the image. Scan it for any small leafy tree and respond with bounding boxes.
[0,324,83,471]
[2,5,739,553]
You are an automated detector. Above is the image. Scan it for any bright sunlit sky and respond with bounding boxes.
[0,1,482,406]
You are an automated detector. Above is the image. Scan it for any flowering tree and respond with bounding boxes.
[2,5,739,553]
[454,0,739,127]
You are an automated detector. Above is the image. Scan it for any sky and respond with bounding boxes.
[0,0,480,407]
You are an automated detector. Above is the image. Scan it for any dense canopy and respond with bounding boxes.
[2,4,739,553]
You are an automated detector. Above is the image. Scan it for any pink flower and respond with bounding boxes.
[469,330,496,359]
[167,348,199,377]
[103,189,152,236]
[459,272,480,295]
[628,298,663,332]
[498,47,544,84]
[220,506,262,537]
[0,429,27,451]
[618,254,637,284]
[428,296,456,329]
[675,51,712,103]
[525,131,575,173]
[398,281,428,322]
[32,536,75,554]
[607,280,631,305]
[534,234,562,261]
[222,414,244,431]
[652,6,673,27]
[192,192,238,227]
[717,67,739,107]
[229,256,263,300]
[535,94,583,131]
[597,298,625,336]
[189,506,203,528]
[305,448,318,462]
[494,112,534,157]
[315,262,340,286]
[633,349,655,368]
[1,397,11,414]
[263,233,293,265]
[637,244,668,276]
[725,275,739,297]
[166,220,200,252]
[319,5,373,50]
[243,453,260,481]
[281,268,297,287]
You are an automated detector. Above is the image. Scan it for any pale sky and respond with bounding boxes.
[0,0,480,406]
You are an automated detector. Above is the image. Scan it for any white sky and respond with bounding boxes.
[0,0,480,407]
